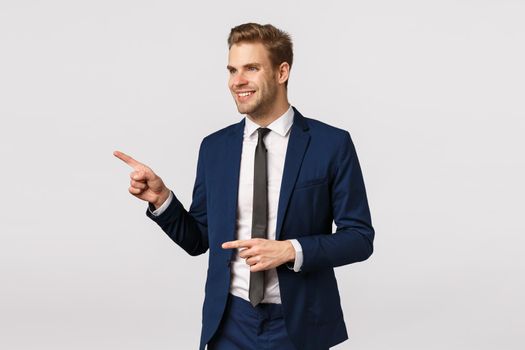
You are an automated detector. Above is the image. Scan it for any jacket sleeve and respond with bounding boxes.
[296,131,374,272]
[145,139,209,256]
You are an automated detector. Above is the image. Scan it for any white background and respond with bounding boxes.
[1,0,524,349]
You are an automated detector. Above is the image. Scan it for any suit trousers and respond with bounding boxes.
[207,293,298,350]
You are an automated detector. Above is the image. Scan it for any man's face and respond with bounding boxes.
[227,42,279,118]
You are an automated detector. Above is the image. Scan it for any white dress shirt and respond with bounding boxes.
[151,105,303,304]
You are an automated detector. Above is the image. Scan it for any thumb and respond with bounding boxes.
[132,168,156,182]
[134,168,166,194]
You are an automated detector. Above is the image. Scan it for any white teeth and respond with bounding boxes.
[238,91,253,97]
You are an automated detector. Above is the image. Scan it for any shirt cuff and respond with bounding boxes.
[149,191,173,216]
[287,239,303,272]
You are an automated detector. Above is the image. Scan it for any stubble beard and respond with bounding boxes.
[236,84,277,120]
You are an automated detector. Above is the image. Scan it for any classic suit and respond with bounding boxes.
[146,107,374,350]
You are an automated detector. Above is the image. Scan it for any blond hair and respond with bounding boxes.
[228,23,293,83]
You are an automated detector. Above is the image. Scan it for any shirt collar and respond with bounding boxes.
[244,105,294,138]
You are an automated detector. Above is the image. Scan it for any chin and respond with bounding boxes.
[236,103,256,115]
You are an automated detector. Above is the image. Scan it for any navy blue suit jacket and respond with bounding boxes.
[146,107,374,349]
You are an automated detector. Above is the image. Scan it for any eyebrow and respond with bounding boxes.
[227,63,262,70]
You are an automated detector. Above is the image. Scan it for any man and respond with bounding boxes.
[114,23,374,350]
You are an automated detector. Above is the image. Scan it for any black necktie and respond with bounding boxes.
[249,127,271,307]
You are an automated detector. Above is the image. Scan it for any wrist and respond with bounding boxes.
[152,188,170,209]
[285,240,296,263]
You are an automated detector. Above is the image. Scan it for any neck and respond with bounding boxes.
[247,96,290,127]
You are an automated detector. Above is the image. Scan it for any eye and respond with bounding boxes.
[247,66,258,71]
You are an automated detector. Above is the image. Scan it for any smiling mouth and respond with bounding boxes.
[236,91,255,102]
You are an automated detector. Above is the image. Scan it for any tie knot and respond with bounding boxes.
[257,127,271,140]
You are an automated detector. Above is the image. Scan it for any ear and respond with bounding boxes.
[276,62,290,85]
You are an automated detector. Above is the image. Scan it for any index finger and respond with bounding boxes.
[222,240,254,250]
[113,150,143,168]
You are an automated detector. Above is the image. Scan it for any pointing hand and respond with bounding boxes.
[221,239,296,272]
[113,150,171,209]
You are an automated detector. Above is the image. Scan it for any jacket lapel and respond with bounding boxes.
[275,108,310,240]
[221,110,310,242]
[223,118,245,243]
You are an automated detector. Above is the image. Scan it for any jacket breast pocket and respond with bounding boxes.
[294,177,328,191]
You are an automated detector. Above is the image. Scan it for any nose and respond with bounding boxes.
[231,72,248,87]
